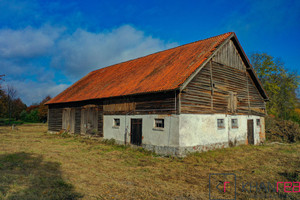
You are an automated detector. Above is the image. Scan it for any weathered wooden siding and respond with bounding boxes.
[81,105,98,135]
[48,91,177,135]
[62,108,75,132]
[181,40,266,115]
[48,108,62,131]
[247,75,266,115]
[103,91,177,115]
[213,39,246,71]
[74,108,81,134]
[98,105,103,137]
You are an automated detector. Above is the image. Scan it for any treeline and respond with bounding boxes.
[0,75,51,124]
[250,53,300,123]
[251,53,300,143]
[19,96,51,123]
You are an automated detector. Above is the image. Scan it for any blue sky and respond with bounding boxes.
[0,0,299,105]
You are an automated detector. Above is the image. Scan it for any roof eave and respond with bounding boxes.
[45,88,180,105]
[179,33,235,91]
[231,33,269,101]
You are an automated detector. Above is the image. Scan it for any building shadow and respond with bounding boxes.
[0,152,82,200]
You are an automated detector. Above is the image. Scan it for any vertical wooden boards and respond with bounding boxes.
[247,119,254,144]
[62,108,75,133]
[81,105,98,135]
[70,109,75,133]
[212,39,246,71]
[62,108,68,130]
[130,118,143,146]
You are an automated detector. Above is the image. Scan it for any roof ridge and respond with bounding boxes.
[90,32,234,73]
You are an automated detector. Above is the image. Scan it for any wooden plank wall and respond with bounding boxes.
[103,91,177,115]
[81,105,98,135]
[74,108,81,134]
[98,105,103,137]
[104,102,135,113]
[48,91,177,135]
[181,59,265,115]
[181,38,265,115]
[62,108,75,132]
[48,108,62,131]
[213,39,246,71]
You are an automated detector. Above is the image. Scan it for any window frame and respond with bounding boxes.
[231,118,238,129]
[154,118,164,129]
[217,119,225,129]
[113,118,120,127]
[256,119,261,126]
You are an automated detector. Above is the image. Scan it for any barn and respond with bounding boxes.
[46,32,268,156]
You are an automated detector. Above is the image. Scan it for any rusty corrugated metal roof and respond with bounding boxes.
[46,32,233,104]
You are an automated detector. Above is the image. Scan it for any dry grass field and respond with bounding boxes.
[0,124,299,200]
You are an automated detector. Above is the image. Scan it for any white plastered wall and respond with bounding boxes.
[103,113,264,153]
[103,114,179,147]
[179,114,263,147]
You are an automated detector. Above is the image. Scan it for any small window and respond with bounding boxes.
[155,119,164,128]
[114,118,120,127]
[256,119,261,126]
[217,119,225,129]
[231,119,238,128]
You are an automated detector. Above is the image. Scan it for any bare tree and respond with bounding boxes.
[6,85,17,121]
[0,74,4,90]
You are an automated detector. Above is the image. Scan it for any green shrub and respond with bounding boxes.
[19,110,27,121]
[26,110,39,122]
[289,111,300,124]
[18,109,40,123]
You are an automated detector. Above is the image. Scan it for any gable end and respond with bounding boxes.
[180,33,268,101]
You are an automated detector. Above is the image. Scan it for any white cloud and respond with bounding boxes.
[52,25,177,80]
[0,25,63,58]
[0,24,177,105]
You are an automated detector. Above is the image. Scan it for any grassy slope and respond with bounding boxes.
[0,124,299,200]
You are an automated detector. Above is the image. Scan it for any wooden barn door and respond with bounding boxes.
[62,108,75,133]
[247,119,254,144]
[131,119,142,146]
[81,106,98,134]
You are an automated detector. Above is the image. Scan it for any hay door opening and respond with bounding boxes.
[247,119,254,144]
[130,119,142,146]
